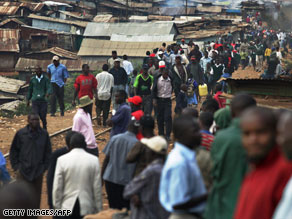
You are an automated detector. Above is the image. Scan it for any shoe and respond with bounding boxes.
[50,114,55,117]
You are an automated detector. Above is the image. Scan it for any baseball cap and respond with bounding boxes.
[181,39,185,42]
[52,56,60,61]
[159,61,166,68]
[150,53,156,58]
[114,58,121,62]
[158,51,164,55]
[128,96,142,106]
[141,136,168,154]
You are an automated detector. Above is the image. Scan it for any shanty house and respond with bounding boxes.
[0,18,26,29]
[24,47,78,60]
[0,29,20,71]
[28,14,88,35]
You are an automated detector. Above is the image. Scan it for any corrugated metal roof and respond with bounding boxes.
[0,2,45,12]
[84,22,177,37]
[0,29,20,39]
[93,14,113,23]
[28,14,88,28]
[16,58,103,72]
[0,76,26,94]
[78,39,175,57]
[0,6,19,15]
[0,100,21,112]
[196,5,222,13]
[25,47,78,59]
[0,18,26,27]
[110,34,175,42]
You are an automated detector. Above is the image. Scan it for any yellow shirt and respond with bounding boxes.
[265,48,272,57]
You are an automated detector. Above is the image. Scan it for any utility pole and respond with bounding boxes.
[126,0,129,20]
[186,0,188,15]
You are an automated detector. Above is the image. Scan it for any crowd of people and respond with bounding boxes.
[0,24,292,219]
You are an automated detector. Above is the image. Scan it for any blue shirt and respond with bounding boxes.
[47,63,69,87]
[110,103,131,137]
[159,142,206,214]
[103,131,138,185]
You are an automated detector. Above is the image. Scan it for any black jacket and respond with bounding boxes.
[170,65,188,96]
[10,125,52,182]
[47,146,69,209]
[152,73,174,100]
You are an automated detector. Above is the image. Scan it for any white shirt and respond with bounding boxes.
[122,60,134,75]
[157,76,172,98]
[181,44,189,55]
[53,148,102,216]
[96,71,114,100]
[273,176,292,219]
[276,51,282,61]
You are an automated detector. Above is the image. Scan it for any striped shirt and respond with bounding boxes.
[200,130,214,151]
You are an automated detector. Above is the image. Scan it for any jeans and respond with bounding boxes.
[95,98,111,126]
[50,83,64,115]
[32,101,48,129]
[157,98,172,138]
[141,95,152,115]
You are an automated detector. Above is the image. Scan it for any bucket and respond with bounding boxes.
[199,84,208,96]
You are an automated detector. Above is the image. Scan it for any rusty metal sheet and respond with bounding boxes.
[25,47,78,60]
[0,29,20,39]
[0,6,19,15]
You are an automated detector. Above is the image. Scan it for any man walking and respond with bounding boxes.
[171,56,188,97]
[27,66,51,130]
[72,95,99,157]
[53,132,102,218]
[134,64,154,115]
[109,59,128,111]
[107,90,131,137]
[95,64,114,127]
[47,56,69,117]
[152,67,173,141]
[10,113,52,208]
[159,115,207,219]
[73,64,97,117]
[102,120,139,210]
[122,55,134,95]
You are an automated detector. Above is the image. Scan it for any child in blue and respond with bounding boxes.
[0,151,11,186]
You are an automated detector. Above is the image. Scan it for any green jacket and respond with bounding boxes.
[27,75,51,102]
[204,119,248,219]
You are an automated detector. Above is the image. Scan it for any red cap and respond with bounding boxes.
[128,96,142,106]
[150,53,156,58]
[181,39,185,42]
[191,56,196,60]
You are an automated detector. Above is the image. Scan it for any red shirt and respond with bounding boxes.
[214,91,226,109]
[200,131,214,151]
[74,74,97,99]
[234,146,292,219]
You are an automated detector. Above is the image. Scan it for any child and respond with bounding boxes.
[0,151,11,186]
[175,84,188,114]
[199,112,215,151]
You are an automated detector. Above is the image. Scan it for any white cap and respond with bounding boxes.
[158,50,164,55]
[114,58,121,62]
[159,61,166,68]
[52,55,60,61]
[141,136,168,154]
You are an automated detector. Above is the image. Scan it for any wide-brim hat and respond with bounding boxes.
[78,95,93,108]
[141,136,167,154]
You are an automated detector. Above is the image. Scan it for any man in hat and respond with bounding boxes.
[124,136,170,219]
[152,66,173,141]
[108,51,123,69]
[27,66,51,130]
[47,55,69,117]
[72,95,99,157]
[109,58,128,111]
[73,64,97,117]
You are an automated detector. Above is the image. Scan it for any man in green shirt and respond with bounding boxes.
[134,64,154,115]
[204,94,257,219]
[27,66,51,130]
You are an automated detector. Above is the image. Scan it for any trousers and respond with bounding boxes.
[17,172,43,209]
[32,101,47,129]
[256,55,264,72]
[95,98,111,126]
[104,180,129,210]
[141,95,152,115]
[50,83,64,115]
[157,98,172,138]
